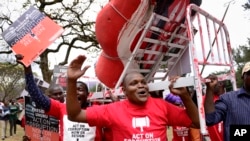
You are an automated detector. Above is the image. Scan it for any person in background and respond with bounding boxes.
[204,75,225,141]
[47,84,65,103]
[9,99,20,137]
[0,101,10,140]
[165,92,201,141]
[204,62,250,141]
[66,55,200,140]
[16,54,101,141]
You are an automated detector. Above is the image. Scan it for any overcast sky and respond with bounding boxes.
[10,0,248,78]
[82,0,250,77]
[201,0,249,47]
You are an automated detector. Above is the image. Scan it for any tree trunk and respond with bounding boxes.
[40,51,52,84]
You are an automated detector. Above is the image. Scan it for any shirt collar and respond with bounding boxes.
[237,87,250,96]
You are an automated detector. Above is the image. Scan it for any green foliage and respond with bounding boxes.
[208,38,250,90]
[0,0,104,83]
[0,63,25,101]
[232,38,250,87]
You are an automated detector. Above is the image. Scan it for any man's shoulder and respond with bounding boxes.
[49,99,66,111]
[220,89,242,100]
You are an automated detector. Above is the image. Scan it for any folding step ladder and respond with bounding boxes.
[114,13,191,88]
[114,3,237,141]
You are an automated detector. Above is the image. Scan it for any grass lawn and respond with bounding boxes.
[0,123,173,141]
[167,126,173,140]
[0,123,25,141]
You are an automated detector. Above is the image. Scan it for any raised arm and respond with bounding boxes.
[66,55,90,122]
[16,54,51,111]
[168,77,200,129]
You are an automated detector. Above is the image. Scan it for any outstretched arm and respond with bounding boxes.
[66,55,90,122]
[169,77,200,129]
[16,54,51,111]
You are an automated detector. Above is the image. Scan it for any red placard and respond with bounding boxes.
[1,6,64,67]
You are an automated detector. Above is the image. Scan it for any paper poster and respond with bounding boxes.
[51,65,68,90]
[52,65,103,92]
[25,96,59,141]
[1,6,64,67]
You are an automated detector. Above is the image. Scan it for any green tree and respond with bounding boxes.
[0,0,104,83]
[232,38,250,87]
[0,63,25,101]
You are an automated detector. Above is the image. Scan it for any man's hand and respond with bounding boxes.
[15,54,32,74]
[108,89,120,102]
[23,135,31,141]
[205,75,218,90]
[168,76,189,97]
[67,55,90,81]
[15,54,25,66]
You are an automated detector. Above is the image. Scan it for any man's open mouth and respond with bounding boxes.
[138,90,147,96]
[77,96,82,101]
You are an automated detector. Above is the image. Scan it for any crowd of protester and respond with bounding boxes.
[0,99,22,140]
[0,53,248,141]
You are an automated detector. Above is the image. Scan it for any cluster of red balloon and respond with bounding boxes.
[94,0,202,88]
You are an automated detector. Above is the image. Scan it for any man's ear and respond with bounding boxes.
[122,86,126,95]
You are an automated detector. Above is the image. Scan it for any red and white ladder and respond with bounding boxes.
[114,4,237,140]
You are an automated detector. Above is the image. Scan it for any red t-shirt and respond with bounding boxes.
[172,126,190,141]
[87,97,192,141]
[171,106,190,141]
[47,99,101,141]
[207,95,223,141]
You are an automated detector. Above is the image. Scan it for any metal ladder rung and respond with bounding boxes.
[136,69,151,73]
[151,76,165,80]
[137,60,156,64]
[143,38,167,46]
[164,53,179,57]
[156,69,169,72]
[160,61,174,66]
[171,33,189,41]
[154,14,171,23]
[137,48,163,55]
[150,26,172,36]
[148,77,195,91]
[143,49,162,55]
[167,43,186,49]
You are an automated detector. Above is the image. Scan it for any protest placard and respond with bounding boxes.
[25,96,59,141]
[51,65,68,90]
[1,6,64,67]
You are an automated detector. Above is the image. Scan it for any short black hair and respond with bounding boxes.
[48,84,64,95]
[122,71,143,87]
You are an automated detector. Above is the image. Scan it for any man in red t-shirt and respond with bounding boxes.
[165,93,201,141]
[16,54,101,141]
[206,75,225,141]
[66,55,200,141]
